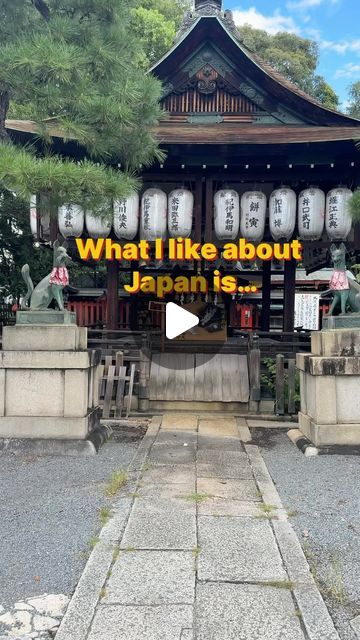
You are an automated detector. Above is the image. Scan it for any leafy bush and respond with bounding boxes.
[261,357,300,411]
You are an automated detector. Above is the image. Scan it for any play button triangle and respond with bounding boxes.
[165,302,199,340]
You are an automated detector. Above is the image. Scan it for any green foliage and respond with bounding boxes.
[0,190,52,298]
[238,25,339,110]
[130,0,190,68]
[261,357,300,407]
[0,144,139,212]
[131,7,176,69]
[0,0,164,205]
[348,188,360,223]
[346,81,360,119]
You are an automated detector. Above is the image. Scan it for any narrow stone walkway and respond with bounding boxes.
[56,414,341,640]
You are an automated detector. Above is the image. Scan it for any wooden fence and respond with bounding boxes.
[248,334,298,415]
[98,352,136,419]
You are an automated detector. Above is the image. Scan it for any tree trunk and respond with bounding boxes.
[0,89,10,141]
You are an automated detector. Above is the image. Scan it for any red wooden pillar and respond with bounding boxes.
[106,260,119,330]
[283,257,296,333]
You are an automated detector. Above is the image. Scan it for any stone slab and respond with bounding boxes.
[155,431,198,446]
[16,309,76,325]
[197,516,286,581]
[2,324,86,351]
[322,314,360,330]
[246,420,297,429]
[141,464,195,489]
[312,328,360,357]
[161,414,198,430]
[0,409,99,439]
[0,350,98,369]
[196,583,304,640]
[197,451,253,479]
[138,484,192,502]
[197,477,260,502]
[297,353,360,376]
[299,411,360,446]
[197,435,242,450]
[149,444,196,465]
[197,450,248,465]
[198,498,261,517]
[0,436,97,456]
[88,604,193,640]
[198,418,238,437]
[121,497,196,550]
[104,551,195,605]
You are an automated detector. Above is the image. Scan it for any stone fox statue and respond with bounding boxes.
[21,241,72,311]
[322,243,360,315]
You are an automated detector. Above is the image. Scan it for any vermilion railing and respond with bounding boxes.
[66,299,130,328]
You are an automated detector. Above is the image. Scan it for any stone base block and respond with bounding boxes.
[311,327,360,357]
[2,324,87,351]
[16,309,76,325]
[298,412,360,447]
[0,407,100,440]
[322,314,360,330]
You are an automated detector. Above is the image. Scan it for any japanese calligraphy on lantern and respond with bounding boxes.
[240,191,266,242]
[85,207,111,239]
[214,189,240,241]
[297,187,325,241]
[269,187,296,241]
[325,187,353,241]
[168,188,193,238]
[58,204,84,238]
[114,193,139,240]
[294,293,320,330]
[140,188,167,241]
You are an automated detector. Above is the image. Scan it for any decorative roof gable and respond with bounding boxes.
[150,3,360,128]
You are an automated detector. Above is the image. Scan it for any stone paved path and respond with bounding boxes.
[56,415,341,640]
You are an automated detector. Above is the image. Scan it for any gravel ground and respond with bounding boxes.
[253,428,360,640]
[0,437,139,611]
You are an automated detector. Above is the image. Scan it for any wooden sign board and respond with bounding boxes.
[174,301,227,342]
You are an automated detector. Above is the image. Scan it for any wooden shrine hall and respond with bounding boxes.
[4,0,360,409]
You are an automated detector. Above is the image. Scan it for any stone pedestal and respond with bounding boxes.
[297,327,360,446]
[0,315,101,440]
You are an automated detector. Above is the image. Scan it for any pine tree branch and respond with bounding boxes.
[31,0,51,22]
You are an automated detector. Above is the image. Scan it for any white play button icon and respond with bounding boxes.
[165,302,199,340]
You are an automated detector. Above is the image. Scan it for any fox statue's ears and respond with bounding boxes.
[330,242,346,254]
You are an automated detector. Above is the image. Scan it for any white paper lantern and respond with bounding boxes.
[214,189,240,241]
[325,187,353,241]
[168,188,194,238]
[269,187,296,241]
[85,207,111,238]
[240,191,266,242]
[298,187,325,241]
[140,188,167,241]
[30,195,38,237]
[114,193,139,240]
[58,204,84,238]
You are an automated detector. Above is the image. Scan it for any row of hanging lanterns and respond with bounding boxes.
[30,185,353,243]
[214,186,353,242]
